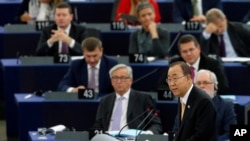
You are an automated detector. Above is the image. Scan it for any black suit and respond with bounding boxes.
[158,53,229,94]
[200,22,250,57]
[36,22,86,56]
[92,89,162,134]
[173,86,217,141]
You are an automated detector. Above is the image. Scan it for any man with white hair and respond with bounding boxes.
[195,69,237,141]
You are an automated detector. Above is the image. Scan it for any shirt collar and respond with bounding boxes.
[87,59,101,70]
[58,23,71,35]
[180,84,193,104]
[187,56,200,70]
[115,88,131,100]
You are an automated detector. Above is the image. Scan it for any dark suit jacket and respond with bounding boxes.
[36,22,86,56]
[200,22,250,57]
[129,26,170,58]
[173,0,222,23]
[13,0,31,23]
[57,55,118,95]
[213,95,237,141]
[92,89,163,134]
[173,86,217,141]
[158,53,229,94]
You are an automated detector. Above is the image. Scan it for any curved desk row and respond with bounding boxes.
[15,94,250,141]
[1,58,250,138]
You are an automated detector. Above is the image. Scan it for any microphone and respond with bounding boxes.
[74,6,78,23]
[135,110,160,141]
[116,107,154,137]
[132,68,159,85]
[167,31,182,56]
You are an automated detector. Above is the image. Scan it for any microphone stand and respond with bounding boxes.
[135,111,159,141]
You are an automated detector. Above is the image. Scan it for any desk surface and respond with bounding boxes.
[16,94,250,141]
[2,58,250,138]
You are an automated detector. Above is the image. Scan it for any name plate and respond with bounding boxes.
[88,128,104,140]
[129,53,145,63]
[35,21,52,31]
[185,21,200,31]
[110,21,126,30]
[54,53,70,64]
[78,88,95,99]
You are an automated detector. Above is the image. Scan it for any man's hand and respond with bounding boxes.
[204,23,218,34]
[72,85,85,93]
[190,15,206,24]
[48,29,72,45]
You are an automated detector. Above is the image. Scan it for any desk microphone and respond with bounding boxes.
[135,110,160,141]
[132,68,159,85]
[167,31,182,56]
[116,107,154,137]
[74,6,78,23]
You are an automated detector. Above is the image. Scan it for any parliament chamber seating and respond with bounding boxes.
[0,0,250,140]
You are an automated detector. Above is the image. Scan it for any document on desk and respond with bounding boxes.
[222,57,250,62]
[107,129,147,137]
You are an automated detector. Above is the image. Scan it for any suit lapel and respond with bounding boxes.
[82,60,88,86]
[107,94,116,122]
[179,87,196,130]
[98,57,104,93]
[127,90,136,120]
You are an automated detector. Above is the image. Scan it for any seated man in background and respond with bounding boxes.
[195,69,237,141]
[14,0,65,24]
[172,0,222,24]
[200,8,250,57]
[158,34,229,94]
[36,2,86,56]
[58,37,118,96]
[114,0,161,25]
[129,1,169,58]
[92,64,162,134]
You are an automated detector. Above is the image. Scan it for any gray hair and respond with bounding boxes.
[109,64,133,78]
[196,69,219,90]
[136,1,154,15]
[206,8,226,23]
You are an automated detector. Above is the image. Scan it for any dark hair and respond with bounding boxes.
[177,34,199,50]
[169,61,191,76]
[136,1,154,15]
[55,2,73,14]
[81,37,102,51]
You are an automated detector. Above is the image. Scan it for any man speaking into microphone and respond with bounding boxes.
[92,64,162,134]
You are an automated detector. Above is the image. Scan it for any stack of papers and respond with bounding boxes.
[107,129,147,137]
[222,57,250,62]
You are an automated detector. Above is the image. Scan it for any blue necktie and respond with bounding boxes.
[111,96,125,131]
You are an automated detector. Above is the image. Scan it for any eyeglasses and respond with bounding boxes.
[195,81,214,85]
[166,76,185,83]
[111,76,130,82]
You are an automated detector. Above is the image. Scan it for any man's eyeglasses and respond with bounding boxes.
[195,81,214,85]
[166,76,185,83]
[111,76,130,82]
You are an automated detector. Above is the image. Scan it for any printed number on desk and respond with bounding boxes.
[54,54,70,63]
[111,21,126,30]
[185,21,200,30]
[36,21,50,31]
[78,89,94,99]
[129,53,145,63]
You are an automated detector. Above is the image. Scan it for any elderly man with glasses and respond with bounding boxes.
[195,69,237,141]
